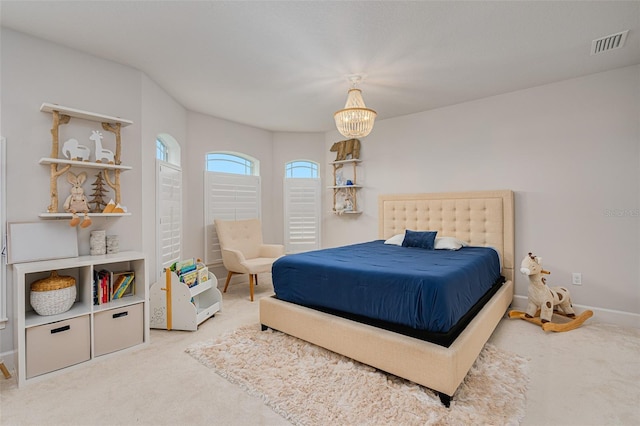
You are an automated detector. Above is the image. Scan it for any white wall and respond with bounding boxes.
[324,65,640,315]
[140,75,187,286]
[0,28,145,355]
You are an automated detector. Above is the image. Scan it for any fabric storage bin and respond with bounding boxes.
[94,303,143,356]
[26,315,90,378]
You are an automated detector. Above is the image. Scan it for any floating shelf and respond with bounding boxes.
[328,185,363,189]
[40,103,133,127]
[332,210,362,215]
[39,212,131,219]
[39,158,132,170]
[330,159,362,165]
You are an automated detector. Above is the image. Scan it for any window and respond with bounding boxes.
[204,152,261,264]
[156,139,168,162]
[283,160,321,253]
[286,160,318,178]
[206,152,256,176]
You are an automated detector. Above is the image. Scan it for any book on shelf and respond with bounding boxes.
[169,258,209,288]
[93,270,135,305]
[180,270,198,287]
[93,269,111,305]
[173,258,195,272]
[197,264,209,285]
[111,272,135,300]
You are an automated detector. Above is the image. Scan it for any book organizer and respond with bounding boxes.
[149,258,222,331]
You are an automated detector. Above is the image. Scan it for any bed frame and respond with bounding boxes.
[260,190,514,406]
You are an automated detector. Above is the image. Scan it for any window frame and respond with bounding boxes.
[285,160,319,179]
[156,138,168,162]
[205,152,260,176]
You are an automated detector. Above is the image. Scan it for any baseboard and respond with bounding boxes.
[511,295,640,328]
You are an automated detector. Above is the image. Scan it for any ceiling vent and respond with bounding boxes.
[591,30,629,55]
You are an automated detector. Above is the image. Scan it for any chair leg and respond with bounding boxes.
[249,274,255,302]
[223,271,234,293]
[255,274,259,286]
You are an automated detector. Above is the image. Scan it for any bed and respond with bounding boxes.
[260,190,514,406]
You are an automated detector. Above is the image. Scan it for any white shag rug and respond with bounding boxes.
[186,325,529,425]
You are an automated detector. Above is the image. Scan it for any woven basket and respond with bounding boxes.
[30,271,77,316]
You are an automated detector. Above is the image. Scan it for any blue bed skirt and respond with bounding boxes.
[272,240,502,334]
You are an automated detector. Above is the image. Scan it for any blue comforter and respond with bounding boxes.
[272,240,501,333]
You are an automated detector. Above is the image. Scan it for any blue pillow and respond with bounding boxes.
[402,230,438,250]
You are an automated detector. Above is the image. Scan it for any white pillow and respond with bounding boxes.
[383,233,404,246]
[434,237,469,250]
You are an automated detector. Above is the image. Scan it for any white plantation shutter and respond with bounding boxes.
[284,178,321,253]
[158,162,182,270]
[204,171,261,265]
[0,137,6,326]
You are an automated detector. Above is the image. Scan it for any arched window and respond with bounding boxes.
[156,133,180,166]
[206,152,258,176]
[204,152,261,264]
[285,160,318,178]
[156,139,168,162]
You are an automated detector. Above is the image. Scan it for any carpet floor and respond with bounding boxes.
[186,324,529,426]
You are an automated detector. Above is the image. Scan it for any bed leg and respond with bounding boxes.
[438,392,451,408]
[261,324,268,331]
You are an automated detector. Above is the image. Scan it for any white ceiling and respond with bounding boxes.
[1,1,639,133]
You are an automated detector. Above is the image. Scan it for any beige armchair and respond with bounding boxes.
[214,218,285,301]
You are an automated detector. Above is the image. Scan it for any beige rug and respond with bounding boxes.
[186,325,529,425]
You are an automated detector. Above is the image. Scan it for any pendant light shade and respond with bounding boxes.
[334,75,376,138]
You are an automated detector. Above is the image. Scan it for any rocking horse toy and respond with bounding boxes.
[509,252,593,332]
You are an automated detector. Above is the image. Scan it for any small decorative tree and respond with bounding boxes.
[89,172,110,213]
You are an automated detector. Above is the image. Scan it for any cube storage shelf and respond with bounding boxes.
[13,251,148,387]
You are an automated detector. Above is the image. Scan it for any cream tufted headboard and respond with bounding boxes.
[378,190,515,282]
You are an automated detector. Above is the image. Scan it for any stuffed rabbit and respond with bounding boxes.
[63,171,92,228]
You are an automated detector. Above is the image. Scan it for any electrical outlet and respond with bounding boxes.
[572,273,582,286]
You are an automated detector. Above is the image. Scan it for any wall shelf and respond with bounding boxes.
[39,212,131,219]
[330,159,362,166]
[330,159,362,215]
[40,103,133,127]
[40,102,132,217]
[39,158,132,171]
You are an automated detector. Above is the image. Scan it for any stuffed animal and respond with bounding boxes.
[63,171,92,228]
[520,252,575,322]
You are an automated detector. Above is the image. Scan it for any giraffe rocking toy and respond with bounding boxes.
[509,252,593,332]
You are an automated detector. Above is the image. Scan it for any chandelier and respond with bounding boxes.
[334,74,377,138]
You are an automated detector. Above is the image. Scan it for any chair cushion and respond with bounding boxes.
[243,257,278,274]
